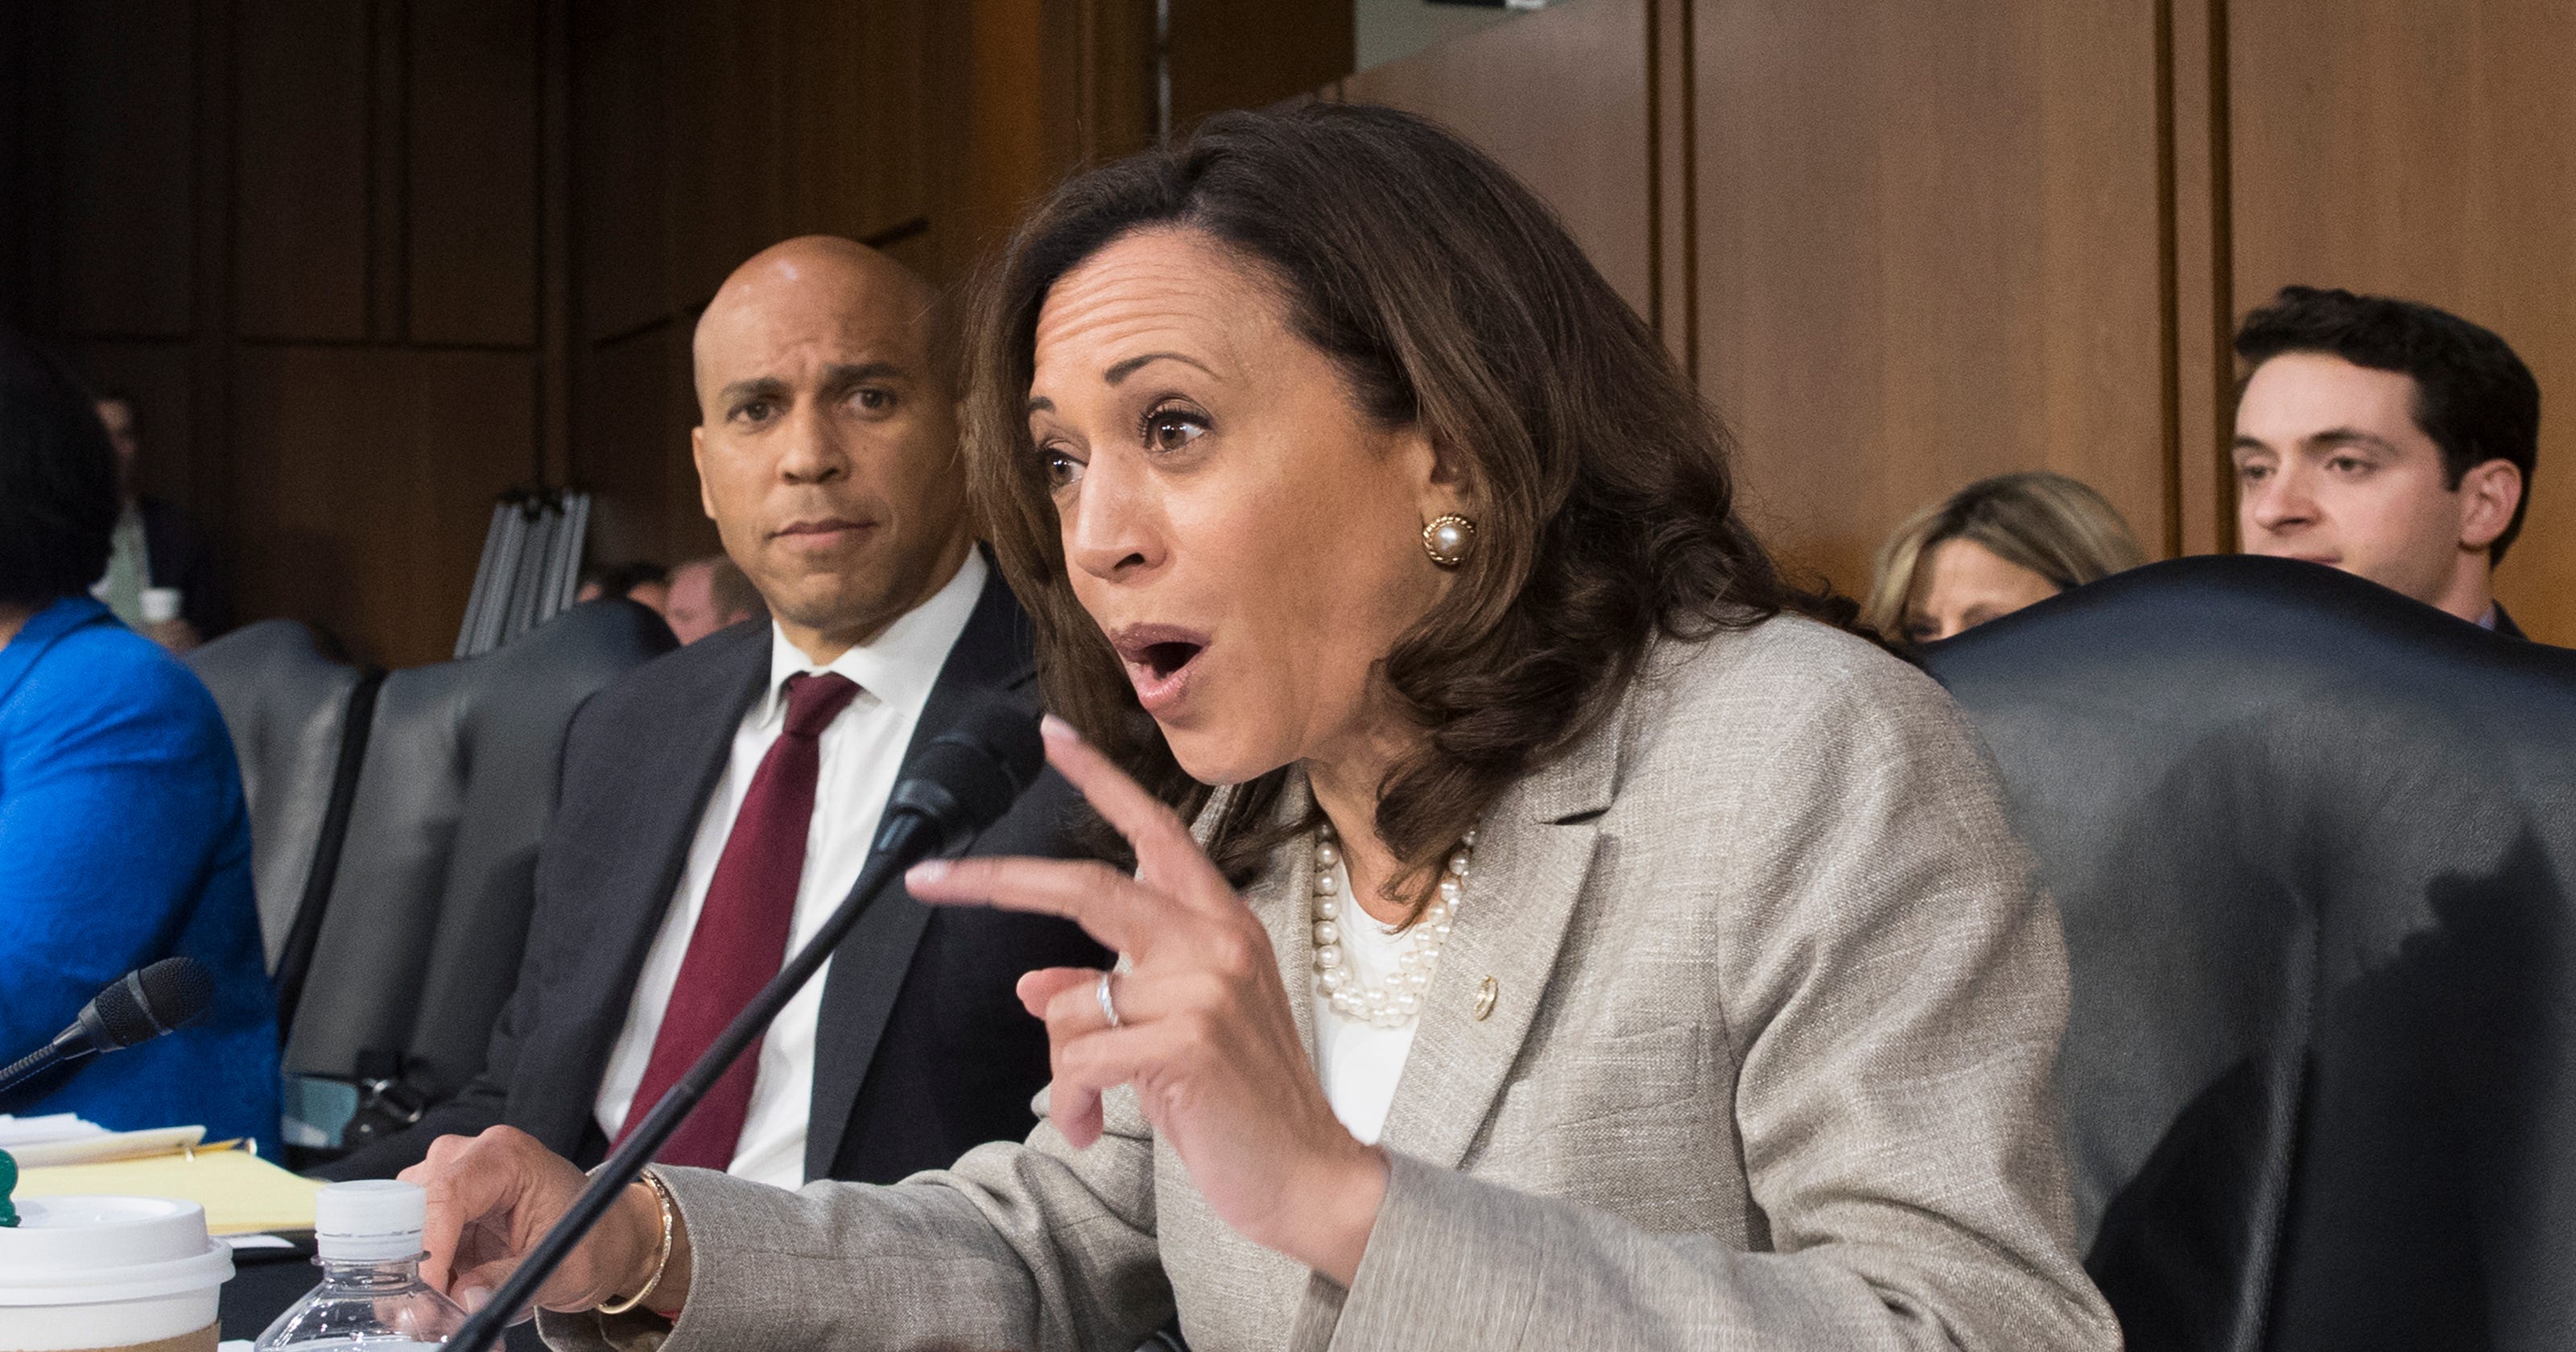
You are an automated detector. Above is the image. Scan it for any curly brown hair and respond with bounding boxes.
[964,103,1845,916]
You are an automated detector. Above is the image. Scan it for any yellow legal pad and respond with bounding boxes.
[17,1144,323,1235]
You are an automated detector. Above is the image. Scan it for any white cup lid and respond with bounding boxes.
[314,1179,427,1261]
[0,1196,233,1305]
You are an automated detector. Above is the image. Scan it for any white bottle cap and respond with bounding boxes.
[313,1180,427,1262]
[139,587,183,624]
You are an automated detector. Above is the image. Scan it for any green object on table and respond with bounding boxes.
[0,1148,18,1226]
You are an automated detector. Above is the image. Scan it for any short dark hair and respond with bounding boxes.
[580,559,669,598]
[2235,285,2541,562]
[0,331,120,607]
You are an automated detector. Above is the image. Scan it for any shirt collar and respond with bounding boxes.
[754,549,989,728]
[0,596,114,708]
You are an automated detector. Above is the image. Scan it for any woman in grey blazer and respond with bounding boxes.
[411,104,2120,1352]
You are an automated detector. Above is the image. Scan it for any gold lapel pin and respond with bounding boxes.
[1473,975,1499,1020]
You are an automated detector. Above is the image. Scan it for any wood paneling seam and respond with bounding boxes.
[2206,0,2235,553]
[1677,0,1696,384]
[2156,0,2184,557]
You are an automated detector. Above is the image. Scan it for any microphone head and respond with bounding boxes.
[89,958,214,1049]
[882,697,1046,851]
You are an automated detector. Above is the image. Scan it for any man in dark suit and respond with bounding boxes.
[2230,286,2541,638]
[324,235,1102,1189]
[93,394,226,649]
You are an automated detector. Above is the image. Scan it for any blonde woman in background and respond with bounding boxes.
[1866,471,2149,646]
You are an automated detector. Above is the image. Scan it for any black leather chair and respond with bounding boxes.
[183,619,381,1024]
[282,599,675,1152]
[1919,554,2576,1352]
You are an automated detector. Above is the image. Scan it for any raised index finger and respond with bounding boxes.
[1038,716,1231,904]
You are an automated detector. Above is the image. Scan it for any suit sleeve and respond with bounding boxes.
[1305,654,2117,1352]
[539,1091,1175,1352]
[142,499,229,637]
[171,526,226,637]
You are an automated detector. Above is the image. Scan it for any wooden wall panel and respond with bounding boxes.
[568,0,670,342]
[14,0,2537,658]
[537,0,574,485]
[576,325,716,567]
[19,0,1187,661]
[409,0,543,345]
[1649,0,1695,369]
[1340,0,1653,318]
[233,0,371,341]
[12,0,576,662]
[2228,0,2576,644]
[779,0,934,245]
[54,2,195,339]
[1693,0,2169,592]
[659,0,784,312]
[230,348,539,666]
[1074,0,1157,185]
[1169,0,1352,132]
[564,0,977,567]
[0,6,38,328]
[2168,0,2235,559]
[959,0,1088,274]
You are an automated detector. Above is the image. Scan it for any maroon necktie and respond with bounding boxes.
[615,670,863,1169]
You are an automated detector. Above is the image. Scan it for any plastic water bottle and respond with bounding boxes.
[254,1179,467,1349]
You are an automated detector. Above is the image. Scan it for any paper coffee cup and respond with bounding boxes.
[139,588,184,625]
[0,1195,233,1352]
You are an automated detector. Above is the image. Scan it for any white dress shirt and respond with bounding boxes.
[592,550,989,1189]
[1311,859,1422,1144]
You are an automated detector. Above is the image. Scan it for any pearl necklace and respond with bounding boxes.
[1311,822,1475,1028]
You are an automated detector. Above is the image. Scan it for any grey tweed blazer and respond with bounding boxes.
[544,616,2120,1351]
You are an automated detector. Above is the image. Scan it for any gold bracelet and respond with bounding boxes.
[596,1168,675,1317]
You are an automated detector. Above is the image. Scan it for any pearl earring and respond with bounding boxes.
[1421,513,1476,568]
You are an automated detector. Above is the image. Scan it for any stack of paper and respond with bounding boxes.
[16,1144,323,1235]
[6,1123,209,1168]
[4,1123,324,1236]
[0,1111,109,1150]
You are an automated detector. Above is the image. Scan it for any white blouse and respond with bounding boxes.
[1309,859,1422,1144]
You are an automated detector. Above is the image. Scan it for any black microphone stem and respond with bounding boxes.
[448,808,947,1352]
[0,1028,90,1102]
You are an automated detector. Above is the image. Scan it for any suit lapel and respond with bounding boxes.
[1267,787,1323,1066]
[1370,695,1629,1172]
[555,629,769,1088]
[805,562,1036,1178]
[1199,781,1323,1068]
[0,597,112,706]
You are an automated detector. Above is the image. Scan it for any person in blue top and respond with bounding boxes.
[0,331,279,1155]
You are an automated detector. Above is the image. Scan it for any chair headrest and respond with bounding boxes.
[1921,555,2576,1343]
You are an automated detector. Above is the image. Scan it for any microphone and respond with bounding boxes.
[449,697,1046,1350]
[0,958,216,1100]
